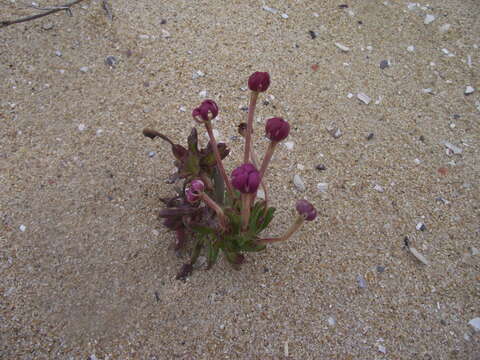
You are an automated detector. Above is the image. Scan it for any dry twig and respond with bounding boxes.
[0,0,87,28]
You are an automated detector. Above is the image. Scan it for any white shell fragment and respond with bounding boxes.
[19,224,26,232]
[465,86,475,95]
[357,93,371,104]
[407,45,415,52]
[408,247,429,265]
[327,317,336,326]
[284,141,294,150]
[335,43,350,52]
[293,174,306,192]
[317,182,329,193]
[424,14,435,25]
[198,90,208,98]
[374,184,384,193]
[80,66,89,73]
[262,5,278,14]
[441,141,463,154]
[439,23,451,33]
[326,125,342,139]
[192,70,205,79]
[257,188,265,200]
[468,318,480,332]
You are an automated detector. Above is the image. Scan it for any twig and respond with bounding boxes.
[0,0,87,29]
[102,0,113,21]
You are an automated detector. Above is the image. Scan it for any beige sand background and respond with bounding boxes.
[1,0,479,358]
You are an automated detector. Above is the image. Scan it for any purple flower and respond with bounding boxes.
[231,163,261,193]
[265,117,290,142]
[296,200,317,221]
[248,72,270,92]
[185,179,205,203]
[192,100,219,123]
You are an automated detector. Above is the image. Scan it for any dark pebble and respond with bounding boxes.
[339,4,349,9]
[263,100,270,106]
[419,135,425,142]
[240,106,248,112]
[357,20,363,25]
[160,19,167,24]
[379,60,389,69]
[315,164,326,171]
[105,55,118,67]
[263,266,269,273]
[366,132,374,140]
[453,114,460,119]
[309,30,317,39]
[376,265,385,273]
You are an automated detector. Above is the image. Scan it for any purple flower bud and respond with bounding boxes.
[192,99,219,123]
[296,200,317,221]
[265,117,290,142]
[248,72,270,92]
[185,179,205,203]
[231,163,261,194]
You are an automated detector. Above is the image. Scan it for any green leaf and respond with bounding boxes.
[187,127,199,154]
[241,241,266,252]
[207,239,220,269]
[184,153,200,176]
[256,207,276,233]
[190,225,216,236]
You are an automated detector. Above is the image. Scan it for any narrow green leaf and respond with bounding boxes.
[207,239,220,269]
[256,207,276,233]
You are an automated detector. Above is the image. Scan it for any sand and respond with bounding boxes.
[1,0,479,358]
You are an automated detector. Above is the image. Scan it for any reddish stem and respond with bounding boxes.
[257,216,305,244]
[199,192,228,231]
[204,121,234,198]
[243,91,259,164]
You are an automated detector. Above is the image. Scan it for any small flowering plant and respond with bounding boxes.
[144,72,317,279]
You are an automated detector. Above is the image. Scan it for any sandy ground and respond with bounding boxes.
[1,0,479,358]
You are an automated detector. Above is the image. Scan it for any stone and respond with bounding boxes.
[19,224,26,232]
[356,275,367,288]
[424,14,435,24]
[374,184,384,192]
[42,22,54,30]
[357,93,371,104]
[80,66,89,73]
[379,60,389,69]
[335,42,350,52]
[407,45,415,52]
[105,56,118,67]
[468,318,480,332]
[464,86,475,95]
[55,50,62,57]
[293,174,306,191]
[317,182,329,193]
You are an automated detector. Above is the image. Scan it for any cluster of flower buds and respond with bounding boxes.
[147,71,317,278]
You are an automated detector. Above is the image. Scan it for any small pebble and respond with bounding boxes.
[199,90,208,98]
[414,158,421,164]
[148,151,156,158]
[296,164,305,171]
[407,45,415,52]
[378,345,386,354]
[464,86,475,95]
[281,13,289,19]
[356,275,367,288]
[80,66,89,73]
[335,42,350,52]
[376,265,385,273]
[416,222,426,231]
[379,60,389,69]
[257,188,265,200]
[422,88,434,94]
[442,141,462,154]
[315,164,326,171]
[78,124,86,131]
[308,30,317,39]
[96,129,103,136]
[327,316,336,326]
[439,23,451,33]
[366,133,374,140]
[441,48,455,57]
[408,247,429,265]
[138,34,150,40]
[54,50,62,57]
[449,123,456,129]
[19,225,26,232]
[161,29,171,38]
[105,56,118,67]
[424,14,435,25]
[179,106,186,112]
[42,22,54,30]
[435,196,450,205]
[347,93,354,99]
[357,93,371,104]
[468,318,480,332]
[374,184,384,193]
[192,70,205,79]
[470,247,479,256]
[293,174,306,192]
[284,141,294,150]
[143,107,151,113]
[326,125,342,139]
[317,182,329,193]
